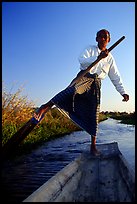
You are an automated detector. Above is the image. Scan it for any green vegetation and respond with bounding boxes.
[2,83,135,155]
[102,111,135,125]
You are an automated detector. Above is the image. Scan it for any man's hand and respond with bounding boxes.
[98,49,109,60]
[122,94,129,102]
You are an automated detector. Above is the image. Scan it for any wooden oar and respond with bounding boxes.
[2,36,125,160]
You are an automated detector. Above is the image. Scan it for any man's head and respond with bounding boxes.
[96,29,110,50]
[96,29,110,42]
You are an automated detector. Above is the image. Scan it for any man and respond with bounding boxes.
[34,29,129,155]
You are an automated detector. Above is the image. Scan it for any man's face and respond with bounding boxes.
[96,31,110,49]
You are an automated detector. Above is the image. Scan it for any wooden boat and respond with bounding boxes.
[23,142,135,202]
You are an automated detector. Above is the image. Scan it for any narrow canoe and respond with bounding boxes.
[23,142,135,202]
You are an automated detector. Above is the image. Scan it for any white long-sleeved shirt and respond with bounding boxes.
[78,45,127,96]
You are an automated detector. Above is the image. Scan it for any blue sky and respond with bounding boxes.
[2,2,135,113]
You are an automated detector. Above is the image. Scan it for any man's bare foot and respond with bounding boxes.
[33,102,53,122]
[90,146,101,156]
[33,106,47,121]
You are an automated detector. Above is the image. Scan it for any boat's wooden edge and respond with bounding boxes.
[118,153,135,201]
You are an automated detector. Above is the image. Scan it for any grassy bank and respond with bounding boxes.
[103,111,135,125]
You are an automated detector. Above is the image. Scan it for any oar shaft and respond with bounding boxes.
[108,36,125,52]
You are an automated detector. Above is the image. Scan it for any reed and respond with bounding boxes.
[2,82,35,145]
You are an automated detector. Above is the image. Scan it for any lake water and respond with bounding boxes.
[2,118,135,202]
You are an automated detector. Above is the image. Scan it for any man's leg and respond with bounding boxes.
[90,135,101,156]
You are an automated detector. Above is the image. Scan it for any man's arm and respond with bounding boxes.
[108,55,129,101]
[78,45,97,70]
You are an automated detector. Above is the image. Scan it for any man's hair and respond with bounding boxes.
[96,29,110,39]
